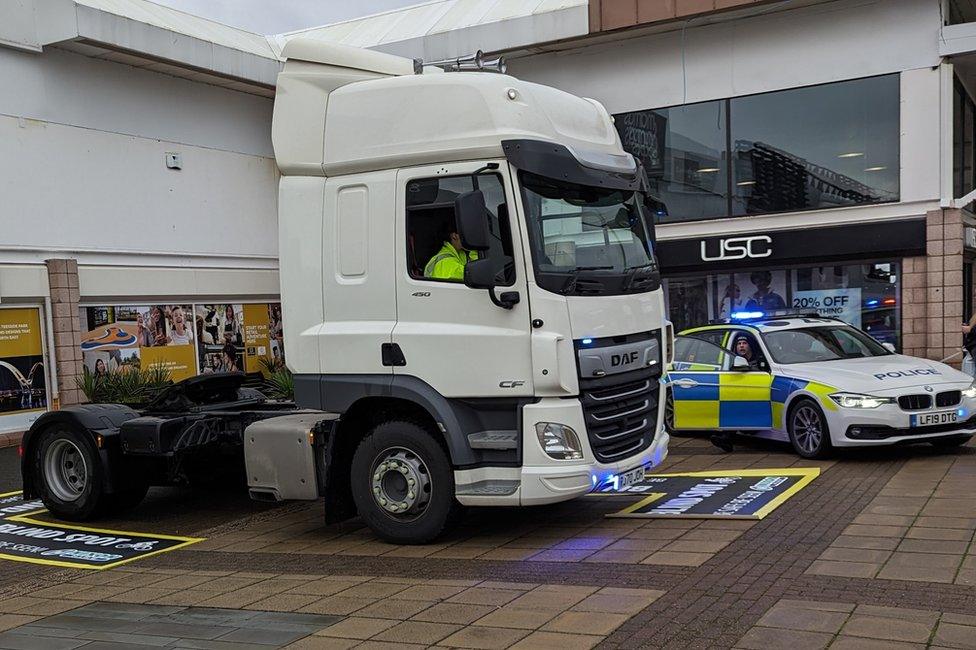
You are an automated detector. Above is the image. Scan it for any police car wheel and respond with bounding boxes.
[664,389,675,433]
[34,425,107,521]
[787,399,833,459]
[350,420,462,545]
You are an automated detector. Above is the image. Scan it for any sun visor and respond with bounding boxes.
[501,140,640,191]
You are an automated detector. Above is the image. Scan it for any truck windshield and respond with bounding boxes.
[519,171,658,296]
[762,326,892,364]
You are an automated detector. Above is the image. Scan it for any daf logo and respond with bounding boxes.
[611,351,639,367]
[700,235,773,262]
[924,385,934,393]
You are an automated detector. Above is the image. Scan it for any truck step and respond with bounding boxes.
[466,430,518,450]
[455,480,519,497]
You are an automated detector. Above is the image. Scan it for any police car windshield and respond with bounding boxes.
[519,171,657,296]
[762,326,891,364]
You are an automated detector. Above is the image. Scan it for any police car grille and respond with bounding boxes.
[579,366,659,463]
[937,391,961,407]
[898,394,932,411]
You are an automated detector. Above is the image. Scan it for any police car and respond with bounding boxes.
[665,313,976,458]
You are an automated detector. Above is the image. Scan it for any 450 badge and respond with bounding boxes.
[0,492,202,570]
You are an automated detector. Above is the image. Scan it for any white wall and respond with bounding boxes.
[510,0,946,227]
[0,46,279,272]
[510,0,942,113]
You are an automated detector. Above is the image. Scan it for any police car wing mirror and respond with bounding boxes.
[455,191,491,251]
[731,355,750,371]
[464,258,519,310]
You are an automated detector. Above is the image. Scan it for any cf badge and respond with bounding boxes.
[499,380,526,388]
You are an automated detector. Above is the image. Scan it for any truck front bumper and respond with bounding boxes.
[455,397,669,507]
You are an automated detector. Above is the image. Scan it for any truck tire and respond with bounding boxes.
[33,425,107,521]
[350,420,461,544]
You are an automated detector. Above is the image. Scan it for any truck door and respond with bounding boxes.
[668,336,772,430]
[393,163,533,398]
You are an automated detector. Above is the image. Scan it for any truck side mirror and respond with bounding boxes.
[464,258,495,290]
[455,191,490,251]
[464,258,519,310]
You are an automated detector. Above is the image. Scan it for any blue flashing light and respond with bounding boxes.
[731,311,764,320]
[959,409,967,418]
[581,338,593,345]
[866,299,879,307]
[591,475,598,486]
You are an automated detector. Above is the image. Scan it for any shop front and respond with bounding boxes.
[657,220,927,350]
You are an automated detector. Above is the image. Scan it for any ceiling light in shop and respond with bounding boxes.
[838,152,864,158]
[864,166,887,172]
[737,181,756,186]
[698,167,720,173]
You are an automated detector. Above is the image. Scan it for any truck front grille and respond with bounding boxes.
[579,366,659,463]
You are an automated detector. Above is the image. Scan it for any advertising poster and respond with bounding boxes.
[792,288,862,327]
[733,269,788,314]
[241,303,285,376]
[0,492,201,570]
[80,305,196,381]
[195,304,245,374]
[594,468,820,520]
[0,308,47,417]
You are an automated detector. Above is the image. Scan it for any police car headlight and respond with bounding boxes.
[829,392,894,409]
[963,381,976,399]
[535,423,583,460]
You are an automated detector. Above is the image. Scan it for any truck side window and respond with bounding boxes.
[406,173,516,286]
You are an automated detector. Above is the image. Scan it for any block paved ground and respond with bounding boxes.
[1,436,975,648]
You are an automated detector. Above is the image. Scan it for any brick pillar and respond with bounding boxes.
[924,209,965,367]
[901,256,927,358]
[46,258,83,407]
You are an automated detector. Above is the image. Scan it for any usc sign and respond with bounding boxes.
[700,235,773,262]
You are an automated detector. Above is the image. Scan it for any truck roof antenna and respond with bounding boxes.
[415,50,507,74]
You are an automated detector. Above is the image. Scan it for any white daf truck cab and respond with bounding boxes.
[270,39,670,542]
[21,39,670,545]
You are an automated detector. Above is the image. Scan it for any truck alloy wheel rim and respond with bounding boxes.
[370,446,431,521]
[792,406,823,454]
[44,439,88,502]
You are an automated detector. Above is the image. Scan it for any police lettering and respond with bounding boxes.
[873,368,941,380]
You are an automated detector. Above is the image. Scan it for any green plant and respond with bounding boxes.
[259,357,294,400]
[77,364,173,406]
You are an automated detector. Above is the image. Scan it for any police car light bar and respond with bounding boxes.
[711,310,839,325]
[731,311,764,320]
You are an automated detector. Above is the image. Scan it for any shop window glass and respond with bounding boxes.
[731,75,899,215]
[663,262,902,349]
[615,101,728,223]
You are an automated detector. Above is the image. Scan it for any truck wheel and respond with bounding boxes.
[34,426,106,521]
[787,398,833,459]
[350,420,461,544]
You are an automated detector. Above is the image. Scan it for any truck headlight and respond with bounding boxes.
[829,392,894,409]
[963,380,976,399]
[535,423,583,460]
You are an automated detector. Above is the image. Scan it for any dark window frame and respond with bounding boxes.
[403,172,517,287]
[615,73,902,224]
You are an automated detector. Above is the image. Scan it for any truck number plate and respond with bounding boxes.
[911,411,958,427]
[617,465,645,490]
